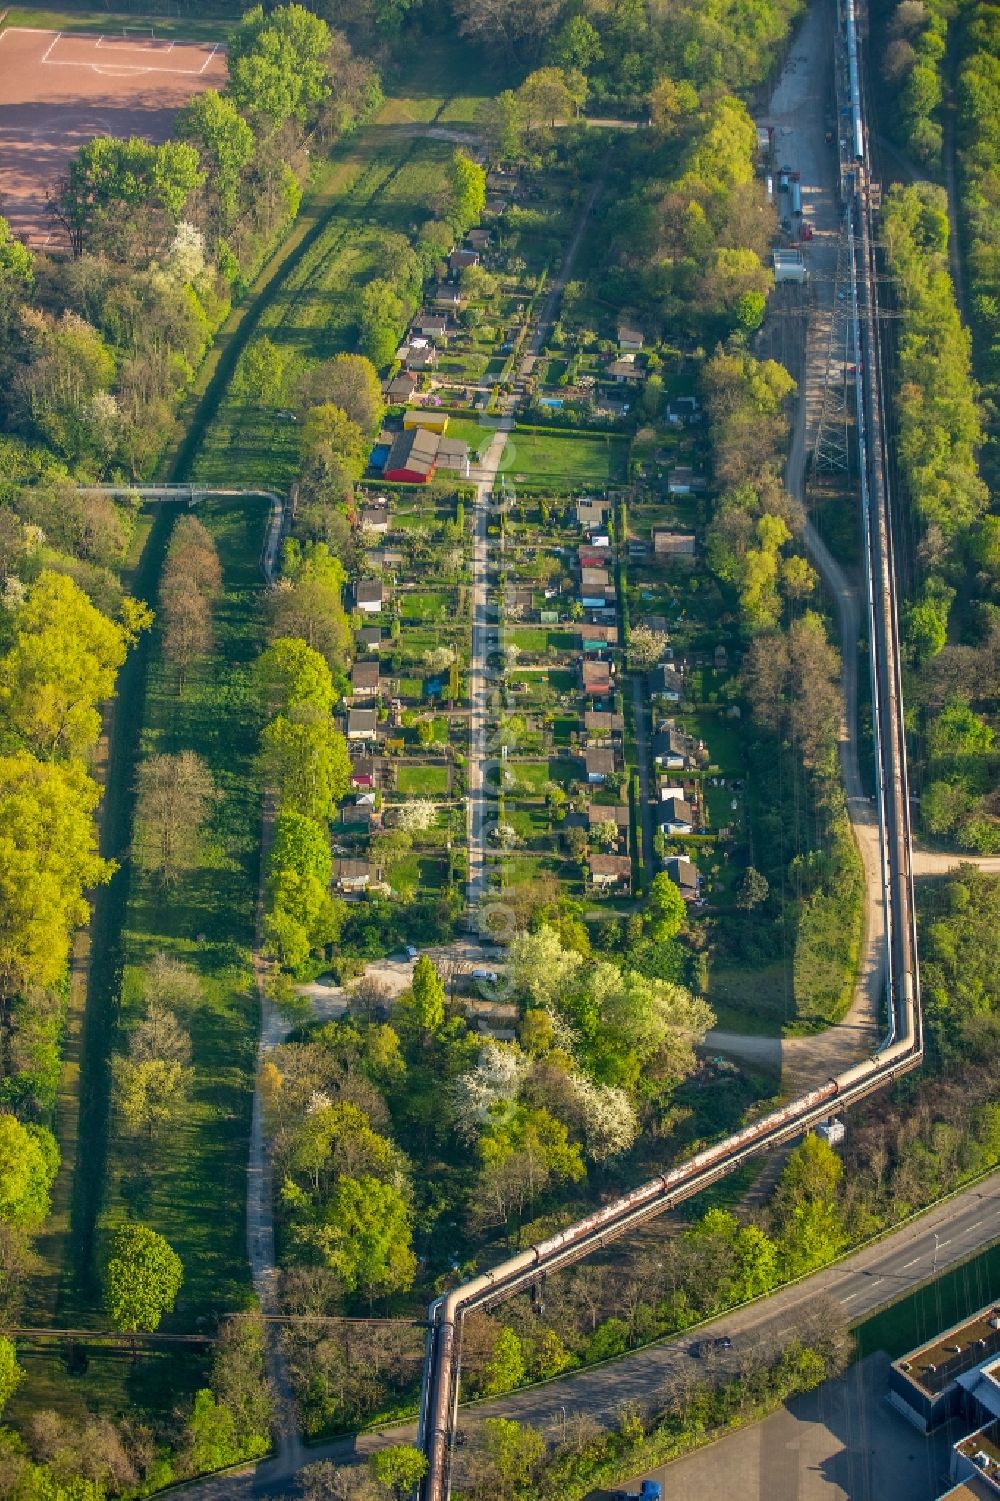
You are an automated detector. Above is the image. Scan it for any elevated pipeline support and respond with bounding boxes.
[416,2,920,1495]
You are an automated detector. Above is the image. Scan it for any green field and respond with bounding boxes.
[0,7,237,38]
[102,501,266,1321]
[396,764,450,794]
[185,47,494,489]
[500,429,628,490]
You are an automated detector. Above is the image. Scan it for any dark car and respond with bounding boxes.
[690,1335,733,1357]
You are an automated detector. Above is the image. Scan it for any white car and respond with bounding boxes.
[471,967,499,983]
[405,946,419,960]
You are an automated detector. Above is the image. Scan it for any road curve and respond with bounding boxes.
[164,1170,1000,1498]
[706,0,885,1088]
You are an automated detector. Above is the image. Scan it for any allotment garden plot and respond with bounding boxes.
[333,484,472,911]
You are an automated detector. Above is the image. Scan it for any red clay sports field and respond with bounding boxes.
[0,26,228,247]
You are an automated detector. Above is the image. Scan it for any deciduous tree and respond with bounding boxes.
[104,1223,183,1335]
[0,753,112,1003]
[313,1174,416,1299]
[132,750,216,886]
[0,1336,23,1415]
[0,569,132,758]
[299,355,385,436]
[227,4,333,126]
[260,712,351,820]
[0,1115,58,1229]
[367,1445,427,1498]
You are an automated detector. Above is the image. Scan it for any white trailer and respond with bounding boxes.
[773,248,807,284]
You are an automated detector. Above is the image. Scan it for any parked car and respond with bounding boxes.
[471,966,499,983]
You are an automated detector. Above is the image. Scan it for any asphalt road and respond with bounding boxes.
[166,1172,1000,1499]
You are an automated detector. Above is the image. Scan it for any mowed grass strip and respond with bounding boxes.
[191,133,456,491]
[499,428,629,490]
[0,8,237,41]
[101,499,268,1324]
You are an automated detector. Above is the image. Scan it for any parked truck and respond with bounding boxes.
[790,178,802,216]
[773,248,807,284]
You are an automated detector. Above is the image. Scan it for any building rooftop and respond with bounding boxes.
[666,854,699,891]
[957,1419,1000,1471]
[385,425,439,478]
[583,747,617,776]
[347,708,378,735]
[584,710,624,733]
[896,1308,1000,1397]
[588,804,629,829]
[356,578,383,606]
[940,1479,999,1501]
[581,659,612,685]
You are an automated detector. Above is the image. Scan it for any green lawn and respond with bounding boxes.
[400,590,453,621]
[17,499,266,1429]
[499,429,629,491]
[102,500,267,1323]
[392,853,449,891]
[1,7,236,38]
[705,960,793,1037]
[396,764,450,794]
[552,714,579,746]
[443,417,498,456]
[509,627,577,654]
[508,757,578,792]
[186,56,494,489]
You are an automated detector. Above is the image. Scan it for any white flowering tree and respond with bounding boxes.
[395,800,437,835]
[451,1042,526,1143]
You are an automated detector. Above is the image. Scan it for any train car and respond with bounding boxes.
[845,0,865,160]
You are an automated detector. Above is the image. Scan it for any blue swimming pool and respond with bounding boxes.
[539,397,564,410]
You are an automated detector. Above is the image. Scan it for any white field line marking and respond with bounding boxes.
[96,35,178,53]
[42,55,207,75]
[38,29,62,63]
[199,40,221,74]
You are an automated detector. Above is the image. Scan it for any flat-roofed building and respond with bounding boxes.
[890,1306,1000,1434]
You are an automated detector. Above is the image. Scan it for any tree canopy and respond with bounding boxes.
[0,1115,59,1229]
[104,1223,183,1334]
